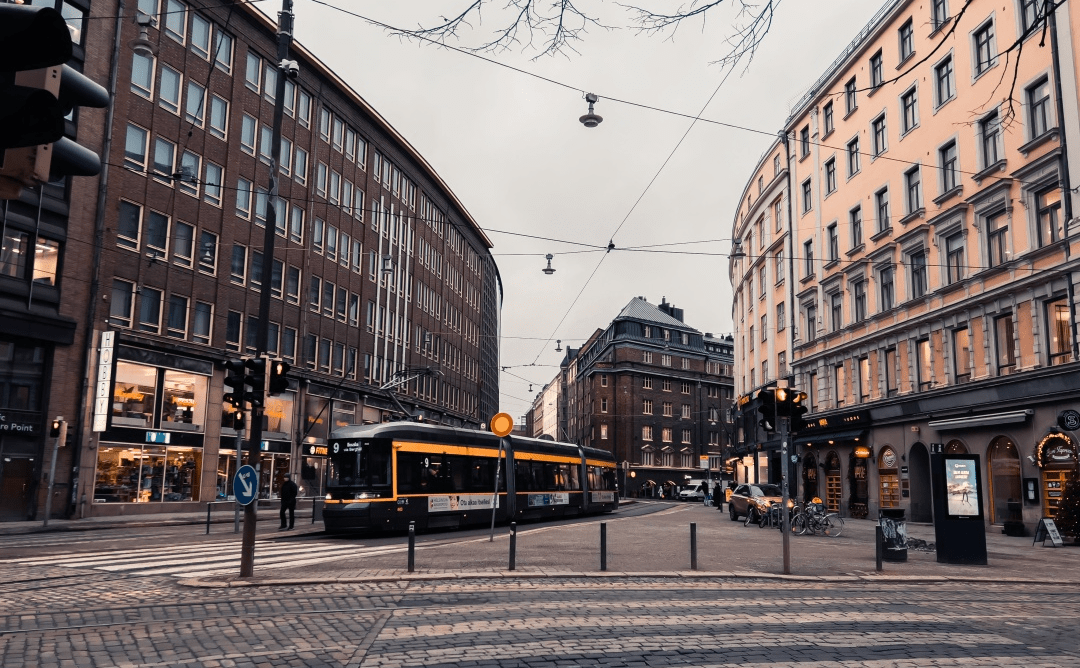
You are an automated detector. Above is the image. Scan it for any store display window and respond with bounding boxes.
[265,393,294,435]
[304,394,330,441]
[94,444,202,502]
[161,370,207,431]
[112,362,157,428]
[331,401,356,434]
[878,446,900,508]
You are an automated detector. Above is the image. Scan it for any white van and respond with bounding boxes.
[678,480,710,502]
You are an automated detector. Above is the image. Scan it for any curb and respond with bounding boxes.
[176,571,1080,589]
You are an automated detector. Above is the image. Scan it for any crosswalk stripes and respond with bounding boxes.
[0,539,410,578]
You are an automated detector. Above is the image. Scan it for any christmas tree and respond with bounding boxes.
[1054,474,1080,538]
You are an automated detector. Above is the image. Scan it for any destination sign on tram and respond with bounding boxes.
[333,440,364,453]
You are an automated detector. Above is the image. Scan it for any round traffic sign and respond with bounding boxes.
[233,464,258,506]
[490,412,514,437]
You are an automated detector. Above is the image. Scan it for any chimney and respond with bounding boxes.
[657,298,685,322]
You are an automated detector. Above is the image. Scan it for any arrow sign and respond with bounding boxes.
[234,464,258,506]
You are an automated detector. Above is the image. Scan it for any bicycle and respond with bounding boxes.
[790,501,845,537]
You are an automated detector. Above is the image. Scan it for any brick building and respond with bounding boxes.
[532,297,734,497]
[0,0,501,520]
[729,0,1080,528]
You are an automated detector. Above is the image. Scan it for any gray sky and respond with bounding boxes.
[290,0,883,421]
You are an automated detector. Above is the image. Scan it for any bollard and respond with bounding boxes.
[408,522,416,573]
[600,522,607,572]
[509,522,517,571]
[206,503,212,535]
[690,522,698,570]
[875,525,883,572]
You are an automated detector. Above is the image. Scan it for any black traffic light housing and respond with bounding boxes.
[244,357,267,408]
[268,360,291,394]
[223,358,246,409]
[757,388,775,433]
[50,418,62,438]
[788,390,809,432]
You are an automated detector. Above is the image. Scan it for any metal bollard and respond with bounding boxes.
[875,525,883,572]
[690,522,698,570]
[600,522,607,572]
[206,503,212,535]
[509,522,517,571]
[408,522,416,573]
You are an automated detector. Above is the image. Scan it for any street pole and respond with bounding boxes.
[43,418,66,528]
[240,0,293,578]
[780,414,791,575]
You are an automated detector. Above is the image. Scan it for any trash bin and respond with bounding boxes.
[878,508,908,562]
[1003,499,1025,536]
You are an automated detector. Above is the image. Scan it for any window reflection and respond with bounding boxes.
[112,362,157,428]
[162,370,207,431]
[33,238,59,285]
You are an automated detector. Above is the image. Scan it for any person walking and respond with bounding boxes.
[279,473,299,530]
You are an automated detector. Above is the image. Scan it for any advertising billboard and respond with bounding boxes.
[944,455,983,520]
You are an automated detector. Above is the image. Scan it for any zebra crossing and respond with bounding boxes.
[0,538,408,578]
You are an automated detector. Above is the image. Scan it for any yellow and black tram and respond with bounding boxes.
[322,422,619,533]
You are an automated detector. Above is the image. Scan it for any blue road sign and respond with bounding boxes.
[234,465,258,506]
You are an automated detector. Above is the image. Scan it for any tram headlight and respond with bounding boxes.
[325,493,332,500]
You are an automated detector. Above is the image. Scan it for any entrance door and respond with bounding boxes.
[802,453,819,503]
[908,443,932,522]
[824,451,842,513]
[0,458,34,521]
[988,436,1021,525]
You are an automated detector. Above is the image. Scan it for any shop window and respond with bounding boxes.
[0,341,45,411]
[111,362,157,428]
[878,447,900,508]
[161,370,207,431]
[94,445,202,503]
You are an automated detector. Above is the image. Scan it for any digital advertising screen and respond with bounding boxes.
[944,455,982,519]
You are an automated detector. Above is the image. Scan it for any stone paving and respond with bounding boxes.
[2,502,1080,667]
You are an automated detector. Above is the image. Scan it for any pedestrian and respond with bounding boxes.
[279,473,299,530]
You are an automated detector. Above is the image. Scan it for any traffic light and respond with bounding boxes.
[223,358,246,409]
[788,390,809,432]
[268,360,291,394]
[0,4,109,198]
[244,357,267,408]
[50,418,62,438]
[757,388,775,433]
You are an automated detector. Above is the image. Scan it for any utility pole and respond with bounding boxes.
[780,412,791,575]
[240,0,294,578]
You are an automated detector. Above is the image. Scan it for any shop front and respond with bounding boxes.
[300,387,359,499]
[0,340,52,521]
[800,452,818,503]
[1034,430,1078,519]
[877,446,900,509]
[91,354,212,515]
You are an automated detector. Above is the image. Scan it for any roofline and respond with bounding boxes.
[241,3,494,249]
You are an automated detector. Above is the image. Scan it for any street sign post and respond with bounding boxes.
[234,465,258,506]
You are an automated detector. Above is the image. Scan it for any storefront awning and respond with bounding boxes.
[928,409,1032,430]
[795,429,867,447]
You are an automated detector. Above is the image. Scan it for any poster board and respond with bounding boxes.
[1033,518,1064,547]
[943,455,983,520]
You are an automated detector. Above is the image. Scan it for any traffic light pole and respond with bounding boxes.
[780,414,791,575]
[240,0,294,579]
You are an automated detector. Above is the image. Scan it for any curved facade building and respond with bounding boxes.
[730,0,1080,529]
[0,0,501,520]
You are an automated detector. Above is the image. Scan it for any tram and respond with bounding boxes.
[322,422,619,533]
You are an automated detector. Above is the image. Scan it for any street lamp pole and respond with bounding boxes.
[240,0,293,579]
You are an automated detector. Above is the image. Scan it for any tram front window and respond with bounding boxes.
[327,439,392,498]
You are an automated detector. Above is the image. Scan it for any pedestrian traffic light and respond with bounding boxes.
[0,4,109,199]
[757,388,775,433]
[268,360,291,394]
[223,358,246,409]
[244,357,267,408]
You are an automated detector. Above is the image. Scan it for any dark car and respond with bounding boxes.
[727,483,783,522]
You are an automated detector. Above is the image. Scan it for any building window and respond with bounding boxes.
[830,291,843,333]
[875,188,890,234]
[879,266,894,311]
[800,125,810,158]
[681,404,691,419]
[775,251,785,283]
[124,124,148,171]
[899,18,914,61]
[804,239,814,277]
[600,374,608,387]
[979,110,1001,168]
[945,231,964,284]
[853,280,867,323]
[827,223,839,262]
[901,87,918,133]
[845,77,857,114]
[1027,76,1052,138]
[986,210,1008,267]
[825,159,836,194]
[859,356,871,402]
[1021,0,1045,32]
[935,55,955,106]
[662,428,672,444]
[1047,296,1073,365]
[953,326,971,383]
[600,424,608,440]
[995,313,1016,374]
[805,303,817,341]
[109,279,134,327]
[1036,186,1063,247]
[158,65,180,114]
[872,115,887,156]
[601,398,608,413]
[802,179,812,213]
[643,399,653,415]
[761,315,768,341]
[777,302,785,332]
[643,377,653,389]
[904,166,922,213]
[643,351,653,363]
[834,363,846,407]
[244,52,261,92]
[850,206,863,248]
[932,0,950,28]
[973,20,996,75]
[847,137,860,176]
[885,347,898,396]
[917,337,932,391]
[642,426,653,441]
[137,287,162,333]
[823,101,834,136]
[939,141,958,193]
[870,50,883,88]
[167,294,188,338]
[130,52,154,98]
[909,249,928,298]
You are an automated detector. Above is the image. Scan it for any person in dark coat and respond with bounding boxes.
[279,473,299,530]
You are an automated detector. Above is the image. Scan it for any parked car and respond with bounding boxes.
[727,483,783,522]
[677,480,709,502]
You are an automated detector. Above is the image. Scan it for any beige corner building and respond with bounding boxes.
[730,0,1080,530]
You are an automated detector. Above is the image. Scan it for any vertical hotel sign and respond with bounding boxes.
[92,331,115,432]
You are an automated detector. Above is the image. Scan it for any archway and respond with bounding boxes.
[1035,431,1078,518]
[945,440,968,454]
[987,436,1021,525]
[878,446,900,508]
[802,452,819,504]
[908,442,932,522]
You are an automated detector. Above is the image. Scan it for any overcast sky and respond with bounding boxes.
[289,0,884,421]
